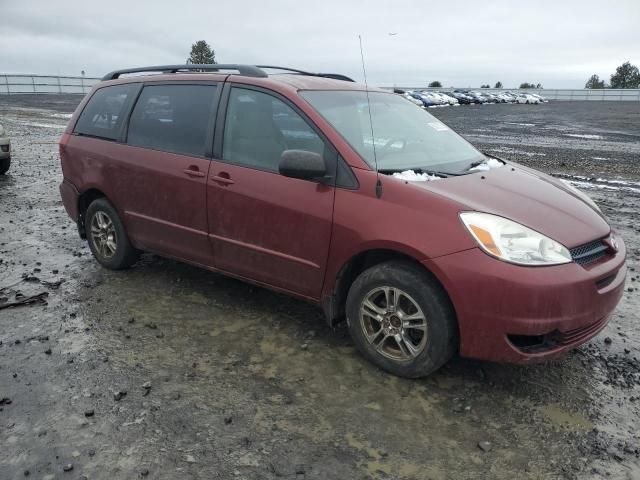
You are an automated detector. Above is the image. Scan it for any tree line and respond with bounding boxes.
[186,41,638,90]
[429,80,541,89]
[585,62,640,89]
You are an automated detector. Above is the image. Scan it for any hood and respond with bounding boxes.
[410,163,610,248]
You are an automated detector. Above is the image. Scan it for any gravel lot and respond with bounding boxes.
[1,95,639,480]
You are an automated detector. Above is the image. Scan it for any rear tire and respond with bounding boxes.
[0,158,10,175]
[85,198,139,270]
[345,261,458,378]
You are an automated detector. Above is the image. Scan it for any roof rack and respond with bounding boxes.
[257,65,355,82]
[101,64,268,81]
[101,64,355,82]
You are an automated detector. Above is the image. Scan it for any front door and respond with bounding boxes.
[207,86,336,299]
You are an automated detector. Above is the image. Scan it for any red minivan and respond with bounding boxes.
[59,65,626,377]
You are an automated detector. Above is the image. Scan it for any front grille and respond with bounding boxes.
[570,239,609,266]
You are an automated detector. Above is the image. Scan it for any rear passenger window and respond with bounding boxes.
[127,84,217,157]
[223,88,325,172]
[75,84,138,140]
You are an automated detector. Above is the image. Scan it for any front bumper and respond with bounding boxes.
[424,237,626,363]
[0,137,10,159]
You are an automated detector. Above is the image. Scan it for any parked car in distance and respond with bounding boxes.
[394,89,422,106]
[468,91,490,103]
[482,92,501,103]
[420,91,446,106]
[483,92,500,103]
[455,90,482,104]
[0,124,10,175]
[59,64,626,378]
[402,92,425,106]
[516,93,540,104]
[447,92,472,104]
[409,91,436,107]
[529,93,548,103]
[434,92,459,105]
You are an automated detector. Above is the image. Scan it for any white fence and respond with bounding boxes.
[2,74,640,100]
[394,86,640,101]
[520,88,640,101]
[0,74,100,95]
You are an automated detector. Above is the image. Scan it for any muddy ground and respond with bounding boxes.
[0,96,639,480]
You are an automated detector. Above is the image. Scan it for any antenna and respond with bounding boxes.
[358,35,382,199]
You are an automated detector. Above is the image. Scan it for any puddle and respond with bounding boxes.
[540,403,593,432]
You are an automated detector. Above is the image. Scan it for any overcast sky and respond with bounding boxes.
[2,0,639,88]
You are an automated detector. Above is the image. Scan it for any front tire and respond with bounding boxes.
[85,198,139,270]
[345,261,458,378]
[0,158,10,175]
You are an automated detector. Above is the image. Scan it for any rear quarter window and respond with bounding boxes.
[75,84,138,140]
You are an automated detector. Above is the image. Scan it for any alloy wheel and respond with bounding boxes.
[360,286,428,362]
[90,211,117,259]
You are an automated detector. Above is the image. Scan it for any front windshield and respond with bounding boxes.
[301,90,485,173]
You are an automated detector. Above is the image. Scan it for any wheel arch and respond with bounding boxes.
[77,188,108,238]
[322,248,456,329]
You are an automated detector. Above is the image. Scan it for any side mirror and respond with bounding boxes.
[279,150,329,182]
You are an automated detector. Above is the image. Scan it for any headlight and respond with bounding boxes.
[560,180,603,215]
[460,212,572,266]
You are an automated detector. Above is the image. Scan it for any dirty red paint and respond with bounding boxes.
[59,72,626,364]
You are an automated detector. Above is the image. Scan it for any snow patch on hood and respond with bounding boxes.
[392,170,442,182]
[469,158,504,172]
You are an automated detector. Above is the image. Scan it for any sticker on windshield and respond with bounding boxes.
[428,122,449,131]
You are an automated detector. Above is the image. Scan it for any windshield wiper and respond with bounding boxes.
[466,154,505,171]
[466,159,486,170]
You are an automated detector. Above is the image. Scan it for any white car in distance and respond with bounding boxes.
[529,93,548,103]
[433,92,458,105]
[516,93,540,104]
[420,91,446,106]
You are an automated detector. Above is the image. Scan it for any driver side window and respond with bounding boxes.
[222,88,325,172]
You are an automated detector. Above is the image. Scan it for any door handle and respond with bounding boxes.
[211,174,235,186]
[183,167,205,178]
